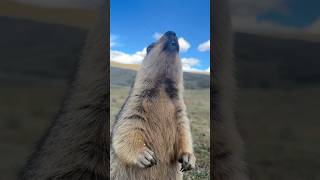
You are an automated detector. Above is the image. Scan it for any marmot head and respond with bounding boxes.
[137,31,182,84]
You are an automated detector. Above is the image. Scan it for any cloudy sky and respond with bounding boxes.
[110,0,210,73]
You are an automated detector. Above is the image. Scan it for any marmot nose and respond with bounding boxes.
[164,31,177,39]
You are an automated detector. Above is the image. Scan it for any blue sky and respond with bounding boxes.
[110,0,210,72]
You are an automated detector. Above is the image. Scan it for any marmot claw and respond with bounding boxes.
[136,148,157,168]
[178,152,196,172]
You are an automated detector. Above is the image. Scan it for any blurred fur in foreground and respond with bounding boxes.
[212,0,249,179]
[20,2,110,179]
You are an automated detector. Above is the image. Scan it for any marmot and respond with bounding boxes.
[212,0,249,179]
[20,2,109,179]
[110,31,196,180]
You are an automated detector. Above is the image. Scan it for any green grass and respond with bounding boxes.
[236,87,320,180]
[0,86,210,179]
[0,85,66,180]
[110,87,210,180]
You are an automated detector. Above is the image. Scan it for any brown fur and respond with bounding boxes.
[20,2,109,179]
[212,0,249,179]
[111,33,195,180]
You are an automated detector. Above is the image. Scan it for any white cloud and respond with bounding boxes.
[153,32,163,40]
[198,40,210,52]
[182,57,199,66]
[181,58,210,73]
[110,34,117,48]
[178,38,191,52]
[181,57,201,72]
[110,48,146,64]
[153,33,191,53]
[110,50,209,72]
[111,33,206,72]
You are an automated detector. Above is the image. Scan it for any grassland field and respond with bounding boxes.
[1,85,320,179]
[0,85,210,180]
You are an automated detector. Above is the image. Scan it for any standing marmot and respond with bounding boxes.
[20,2,109,179]
[111,31,196,180]
[212,0,249,179]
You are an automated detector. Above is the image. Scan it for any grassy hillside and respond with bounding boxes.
[235,32,320,88]
[111,61,140,71]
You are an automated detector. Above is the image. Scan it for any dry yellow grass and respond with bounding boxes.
[110,61,140,71]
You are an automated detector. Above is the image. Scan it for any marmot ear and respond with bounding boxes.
[147,43,155,54]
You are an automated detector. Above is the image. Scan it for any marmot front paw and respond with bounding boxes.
[178,152,196,172]
[135,148,157,168]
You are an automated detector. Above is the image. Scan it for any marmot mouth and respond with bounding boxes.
[163,40,179,52]
[162,31,179,52]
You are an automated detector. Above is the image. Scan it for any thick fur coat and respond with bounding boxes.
[20,2,109,179]
[212,0,249,179]
[110,32,196,180]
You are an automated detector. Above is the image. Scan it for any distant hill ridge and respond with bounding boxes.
[110,66,210,89]
[234,32,320,88]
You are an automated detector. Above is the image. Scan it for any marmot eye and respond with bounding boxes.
[147,43,155,54]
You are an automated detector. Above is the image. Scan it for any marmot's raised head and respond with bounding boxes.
[136,31,183,86]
